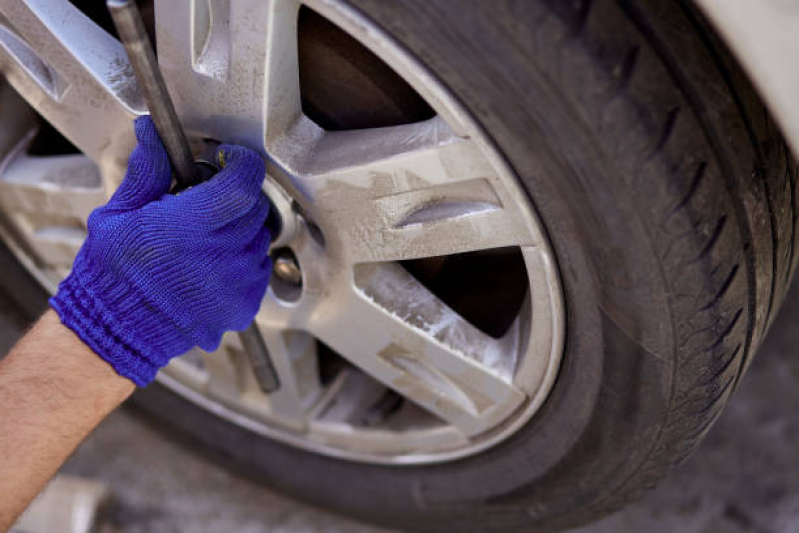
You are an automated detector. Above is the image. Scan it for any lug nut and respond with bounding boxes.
[273,250,302,286]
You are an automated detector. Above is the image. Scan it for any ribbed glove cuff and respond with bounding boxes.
[50,258,167,387]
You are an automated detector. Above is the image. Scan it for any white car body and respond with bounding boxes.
[697,0,799,158]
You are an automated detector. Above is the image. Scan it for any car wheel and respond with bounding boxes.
[0,0,795,531]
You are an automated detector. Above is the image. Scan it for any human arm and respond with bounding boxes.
[0,310,135,531]
[0,116,271,530]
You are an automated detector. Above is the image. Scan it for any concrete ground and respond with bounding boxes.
[4,283,799,532]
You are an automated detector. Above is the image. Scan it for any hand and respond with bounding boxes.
[50,116,272,386]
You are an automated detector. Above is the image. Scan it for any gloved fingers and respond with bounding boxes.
[180,144,266,226]
[261,254,273,274]
[232,272,271,332]
[208,193,271,253]
[245,224,272,261]
[239,223,273,279]
[107,116,172,211]
[204,253,270,333]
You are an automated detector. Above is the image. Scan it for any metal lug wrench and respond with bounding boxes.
[108,0,280,393]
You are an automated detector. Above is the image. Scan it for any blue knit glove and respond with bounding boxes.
[50,116,272,386]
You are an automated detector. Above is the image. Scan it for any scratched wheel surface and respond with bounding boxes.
[0,0,796,531]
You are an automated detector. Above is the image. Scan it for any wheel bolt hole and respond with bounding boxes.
[270,247,302,302]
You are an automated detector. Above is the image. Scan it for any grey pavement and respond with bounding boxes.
[4,282,799,532]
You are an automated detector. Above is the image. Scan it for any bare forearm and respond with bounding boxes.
[0,123,270,530]
[0,310,134,531]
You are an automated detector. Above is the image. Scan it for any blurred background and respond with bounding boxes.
[3,281,799,533]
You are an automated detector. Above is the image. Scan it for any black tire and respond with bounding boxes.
[2,0,796,531]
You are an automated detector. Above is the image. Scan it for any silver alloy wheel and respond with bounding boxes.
[0,0,564,464]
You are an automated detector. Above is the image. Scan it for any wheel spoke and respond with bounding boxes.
[199,341,245,401]
[256,327,324,428]
[304,262,525,437]
[155,0,301,150]
[189,328,323,430]
[0,152,102,220]
[312,368,393,426]
[0,0,143,161]
[289,117,537,263]
[0,131,103,267]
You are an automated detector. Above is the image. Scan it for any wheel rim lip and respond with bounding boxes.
[0,0,565,465]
